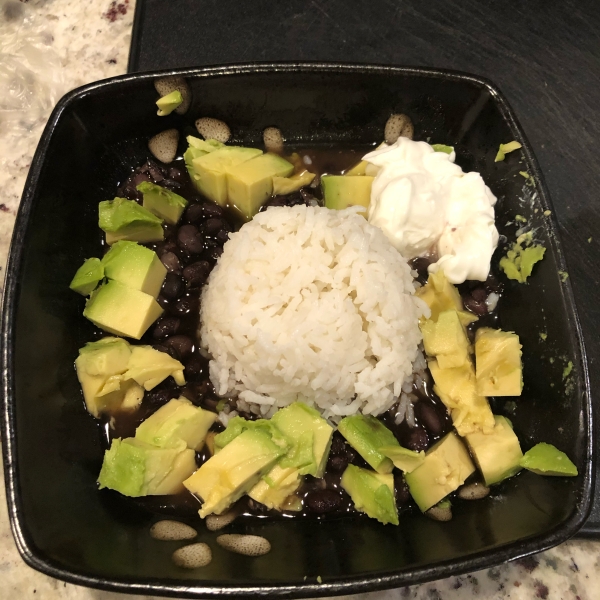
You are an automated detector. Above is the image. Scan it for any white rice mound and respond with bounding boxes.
[199,205,429,421]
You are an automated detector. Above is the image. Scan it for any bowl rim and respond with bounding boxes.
[1,62,594,598]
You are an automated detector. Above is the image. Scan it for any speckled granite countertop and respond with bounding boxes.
[0,1,598,598]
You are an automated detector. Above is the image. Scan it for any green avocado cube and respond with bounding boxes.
[136,397,216,451]
[227,153,294,219]
[184,428,287,517]
[99,197,164,244]
[75,337,144,417]
[520,442,578,476]
[213,416,289,453]
[340,464,398,525]
[338,414,399,474]
[156,90,182,116]
[248,464,303,510]
[420,310,470,369]
[379,445,425,473]
[137,182,189,225]
[98,437,196,497]
[322,175,374,215]
[191,146,262,206]
[124,345,185,390]
[101,241,166,299]
[184,137,225,180]
[465,415,523,485]
[475,328,523,396]
[83,280,163,340]
[405,432,475,512]
[271,401,334,477]
[69,257,104,296]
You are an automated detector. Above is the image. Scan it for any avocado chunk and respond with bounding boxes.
[420,310,471,369]
[415,270,476,326]
[124,345,185,389]
[379,445,425,473]
[272,170,316,195]
[248,464,303,510]
[465,415,523,485]
[83,280,163,340]
[184,428,287,517]
[428,359,495,436]
[520,442,578,476]
[136,182,188,225]
[338,414,399,474]
[184,137,225,180]
[75,337,143,417]
[99,197,164,244]
[156,90,183,116]
[213,415,289,453]
[322,175,374,215]
[475,328,523,396]
[344,160,368,176]
[70,257,104,296]
[271,401,334,477]
[136,397,216,450]
[340,464,398,525]
[405,432,475,512]
[101,241,167,299]
[227,153,294,219]
[499,236,546,283]
[191,146,262,206]
[98,437,196,497]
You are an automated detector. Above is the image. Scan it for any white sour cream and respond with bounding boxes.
[364,137,498,284]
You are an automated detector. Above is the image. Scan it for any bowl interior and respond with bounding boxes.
[3,66,591,596]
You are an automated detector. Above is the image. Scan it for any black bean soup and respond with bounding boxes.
[96,146,502,521]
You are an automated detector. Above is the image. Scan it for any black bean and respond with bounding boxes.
[184,203,205,224]
[328,455,349,472]
[165,335,194,360]
[184,356,204,379]
[202,396,219,411]
[158,240,178,256]
[161,272,185,299]
[152,343,169,354]
[178,224,205,254]
[394,473,411,506]
[216,230,229,244]
[330,433,347,455]
[183,261,211,287]
[463,295,488,316]
[161,251,181,273]
[173,294,199,316]
[305,490,342,514]
[162,178,182,191]
[405,427,429,452]
[201,202,224,218]
[210,246,223,260]
[156,295,170,311]
[414,402,444,436]
[144,388,176,408]
[152,317,181,340]
[163,223,177,239]
[168,167,185,182]
[180,384,198,402]
[141,160,165,182]
[471,287,487,302]
[204,218,223,234]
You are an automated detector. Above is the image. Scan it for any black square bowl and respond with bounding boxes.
[1,64,593,598]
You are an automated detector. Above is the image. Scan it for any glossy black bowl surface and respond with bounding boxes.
[1,64,593,598]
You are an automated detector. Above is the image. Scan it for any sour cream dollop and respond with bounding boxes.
[364,137,498,283]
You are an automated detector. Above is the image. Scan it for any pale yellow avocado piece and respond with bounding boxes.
[404,431,475,512]
[248,464,303,510]
[322,175,374,215]
[416,270,477,326]
[420,310,471,369]
[75,337,143,417]
[344,160,368,176]
[475,328,523,396]
[83,280,163,340]
[272,170,316,195]
[465,415,523,485]
[184,428,286,518]
[378,445,425,473]
[124,345,185,390]
[191,146,262,206]
[227,153,294,219]
[135,397,216,451]
[429,359,495,436]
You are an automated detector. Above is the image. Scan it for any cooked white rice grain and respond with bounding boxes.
[199,205,428,420]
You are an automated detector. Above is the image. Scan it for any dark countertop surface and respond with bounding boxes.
[129,0,600,534]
